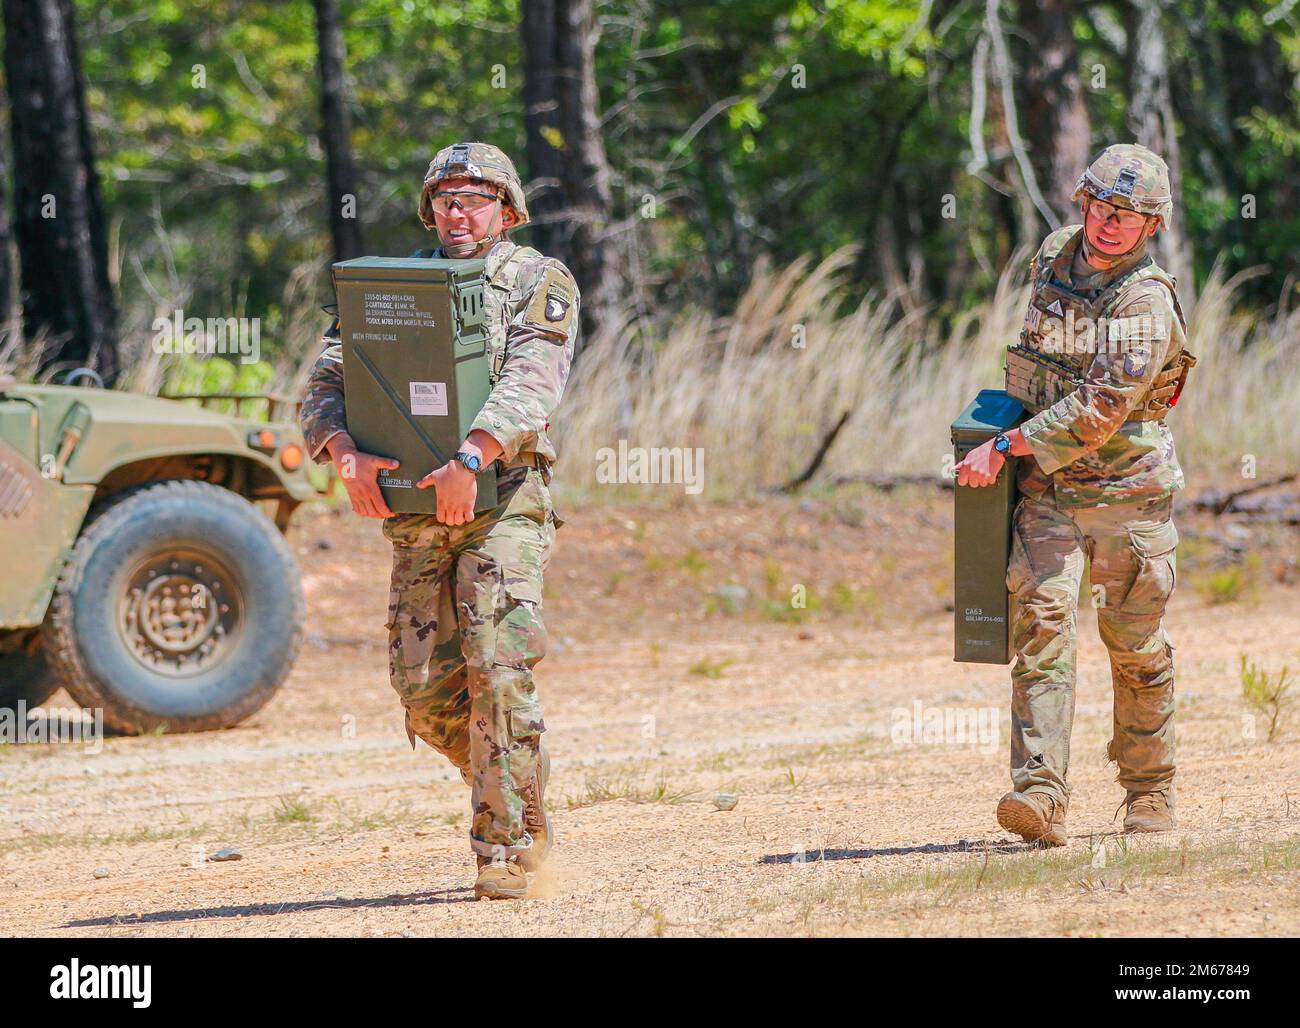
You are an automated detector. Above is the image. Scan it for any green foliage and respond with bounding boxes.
[273,794,313,823]
[44,0,1300,353]
[562,769,692,808]
[73,0,521,360]
[1240,654,1293,742]
[1193,553,1263,606]
[679,547,709,576]
[688,657,732,678]
[166,354,274,396]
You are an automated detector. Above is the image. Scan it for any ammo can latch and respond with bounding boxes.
[452,276,487,357]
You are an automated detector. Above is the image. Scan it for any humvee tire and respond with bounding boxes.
[0,639,60,710]
[45,480,305,734]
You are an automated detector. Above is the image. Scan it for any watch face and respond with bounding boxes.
[457,453,481,472]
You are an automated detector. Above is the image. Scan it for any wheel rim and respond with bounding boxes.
[119,547,244,678]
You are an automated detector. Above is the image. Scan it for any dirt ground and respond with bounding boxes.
[3,480,1299,937]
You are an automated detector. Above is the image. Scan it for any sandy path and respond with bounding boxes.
[2,491,1298,937]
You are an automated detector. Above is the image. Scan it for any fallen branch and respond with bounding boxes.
[774,409,852,494]
[830,473,953,492]
[983,0,1058,229]
[1192,472,1299,515]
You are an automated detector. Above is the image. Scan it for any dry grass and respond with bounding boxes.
[6,246,1296,502]
[554,252,1300,500]
[0,320,50,382]
[756,833,1300,924]
[1180,265,1300,468]
[561,768,695,810]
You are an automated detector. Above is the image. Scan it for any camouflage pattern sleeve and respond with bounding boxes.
[299,317,349,464]
[1033,226,1075,268]
[1021,283,1177,476]
[469,257,581,462]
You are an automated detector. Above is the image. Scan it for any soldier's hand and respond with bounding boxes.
[418,461,477,526]
[955,439,1004,488]
[329,436,398,518]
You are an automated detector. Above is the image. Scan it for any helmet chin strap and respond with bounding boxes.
[1080,206,1151,268]
[440,199,508,258]
[443,231,503,259]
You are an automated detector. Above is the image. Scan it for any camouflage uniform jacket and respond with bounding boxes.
[300,239,581,470]
[1016,226,1188,509]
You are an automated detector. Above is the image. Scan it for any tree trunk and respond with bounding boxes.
[312,0,364,262]
[1017,0,1092,224]
[683,39,754,301]
[58,0,110,285]
[3,0,118,383]
[520,0,565,260]
[0,98,12,335]
[520,0,621,346]
[1127,0,1195,300]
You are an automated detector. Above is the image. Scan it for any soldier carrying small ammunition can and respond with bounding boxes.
[955,143,1194,846]
[300,142,580,899]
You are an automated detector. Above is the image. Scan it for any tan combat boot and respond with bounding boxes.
[996,790,1067,846]
[474,855,529,900]
[517,741,552,872]
[1122,790,1174,833]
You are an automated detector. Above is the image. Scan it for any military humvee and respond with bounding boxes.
[0,372,322,734]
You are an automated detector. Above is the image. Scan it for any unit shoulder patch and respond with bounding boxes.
[522,264,578,336]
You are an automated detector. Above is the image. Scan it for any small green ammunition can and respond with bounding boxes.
[332,256,497,515]
[951,389,1025,664]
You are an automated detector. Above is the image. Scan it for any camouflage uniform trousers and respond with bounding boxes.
[1007,492,1178,812]
[382,466,555,859]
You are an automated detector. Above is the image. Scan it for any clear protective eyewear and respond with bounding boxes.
[1087,197,1149,230]
[429,190,502,215]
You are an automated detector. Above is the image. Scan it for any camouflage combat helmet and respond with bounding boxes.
[1071,143,1173,226]
[418,141,530,231]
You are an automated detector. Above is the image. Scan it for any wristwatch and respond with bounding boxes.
[453,451,482,473]
[993,432,1012,456]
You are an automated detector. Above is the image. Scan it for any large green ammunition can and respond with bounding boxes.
[951,389,1025,664]
[332,257,497,514]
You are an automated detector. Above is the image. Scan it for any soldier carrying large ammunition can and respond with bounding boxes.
[955,143,1194,846]
[300,142,580,898]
